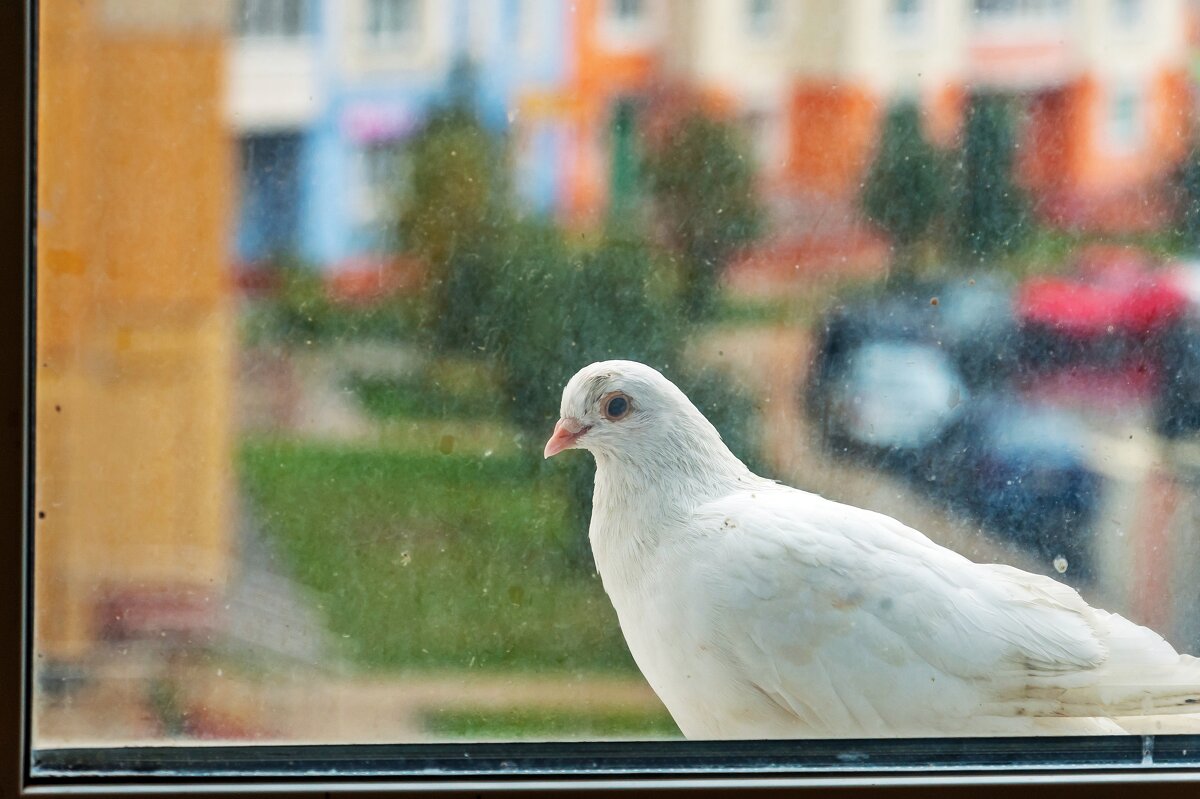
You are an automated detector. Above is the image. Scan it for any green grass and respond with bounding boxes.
[348,359,504,422]
[936,226,1193,282]
[239,439,636,674]
[422,707,680,741]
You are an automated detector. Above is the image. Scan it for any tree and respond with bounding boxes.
[644,112,762,318]
[398,92,510,352]
[485,229,765,565]
[861,102,947,271]
[953,93,1030,262]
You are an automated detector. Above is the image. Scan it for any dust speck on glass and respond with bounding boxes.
[30,0,1200,765]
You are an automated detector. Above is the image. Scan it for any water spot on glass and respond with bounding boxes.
[1053,556,1069,574]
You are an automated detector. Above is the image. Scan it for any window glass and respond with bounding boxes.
[746,0,777,37]
[365,0,420,43]
[236,0,309,39]
[890,0,924,36]
[611,0,645,23]
[1105,86,1144,152]
[30,0,1200,781]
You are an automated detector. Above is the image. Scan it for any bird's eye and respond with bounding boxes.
[602,392,631,421]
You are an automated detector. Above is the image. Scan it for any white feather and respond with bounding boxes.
[553,360,1200,739]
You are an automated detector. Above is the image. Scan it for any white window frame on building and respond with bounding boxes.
[889,0,927,41]
[364,0,423,48]
[599,0,662,49]
[745,0,779,39]
[1111,0,1144,33]
[235,0,309,40]
[355,138,410,224]
[1103,82,1146,154]
[513,0,544,57]
[971,0,1072,29]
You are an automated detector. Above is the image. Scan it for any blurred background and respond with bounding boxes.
[32,0,1200,744]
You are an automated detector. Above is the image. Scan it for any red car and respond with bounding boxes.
[1015,246,1189,406]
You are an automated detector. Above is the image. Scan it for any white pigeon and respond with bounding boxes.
[544,359,1200,739]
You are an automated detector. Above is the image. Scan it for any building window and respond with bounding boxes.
[365,0,421,45]
[890,0,924,36]
[356,139,409,223]
[746,0,777,37]
[972,0,1071,18]
[1105,86,1144,152]
[610,0,645,24]
[1112,0,1142,30]
[600,0,657,47]
[235,0,308,39]
[506,0,542,53]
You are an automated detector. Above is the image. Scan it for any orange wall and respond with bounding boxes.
[36,2,234,659]
[562,0,662,223]
[783,67,1190,231]
[1021,69,1192,230]
[786,83,882,198]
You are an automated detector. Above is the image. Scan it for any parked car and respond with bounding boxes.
[816,340,968,472]
[930,396,1103,582]
[808,276,1016,397]
[806,279,1104,581]
[806,276,1013,472]
[1015,247,1187,403]
[1156,260,1200,438]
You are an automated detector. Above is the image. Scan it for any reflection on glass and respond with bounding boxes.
[33,0,1200,750]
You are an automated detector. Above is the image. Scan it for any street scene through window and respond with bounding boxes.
[31,0,1200,761]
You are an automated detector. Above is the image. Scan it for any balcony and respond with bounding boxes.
[226,38,322,132]
[967,0,1075,89]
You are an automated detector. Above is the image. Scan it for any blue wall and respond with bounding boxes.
[236,0,569,270]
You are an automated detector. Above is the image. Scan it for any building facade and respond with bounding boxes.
[658,0,1192,234]
[228,0,1198,275]
[228,0,570,272]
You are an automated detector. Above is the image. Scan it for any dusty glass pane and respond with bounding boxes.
[31,0,1200,752]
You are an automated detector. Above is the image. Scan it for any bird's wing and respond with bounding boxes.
[693,487,1200,724]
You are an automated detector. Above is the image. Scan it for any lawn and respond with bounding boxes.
[422,706,679,741]
[239,439,638,675]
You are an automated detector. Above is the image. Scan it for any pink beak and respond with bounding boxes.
[544,418,589,459]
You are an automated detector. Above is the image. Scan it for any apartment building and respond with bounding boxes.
[658,0,1192,234]
[228,0,570,271]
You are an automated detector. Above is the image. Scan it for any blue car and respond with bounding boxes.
[931,398,1104,583]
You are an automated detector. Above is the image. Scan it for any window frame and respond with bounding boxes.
[1102,81,1146,155]
[11,0,1200,795]
[744,0,779,39]
[234,0,310,41]
[362,0,422,50]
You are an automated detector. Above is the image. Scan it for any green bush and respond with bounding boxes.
[643,112,763,318]
[398,104,512,353]
[861,103,948,270]
[952,93,1031,262]
[240,259,419,346]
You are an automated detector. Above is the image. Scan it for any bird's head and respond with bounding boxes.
[543,360,735,468]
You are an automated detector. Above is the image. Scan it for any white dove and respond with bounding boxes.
[544,359,1200,739]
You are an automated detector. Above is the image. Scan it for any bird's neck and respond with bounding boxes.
[588,435,755,589]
